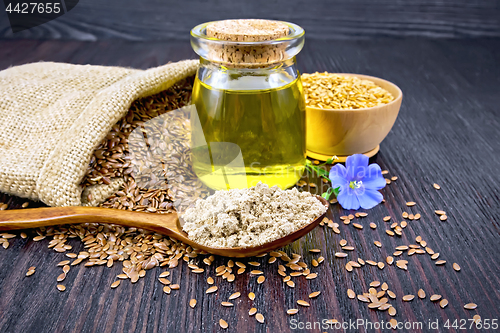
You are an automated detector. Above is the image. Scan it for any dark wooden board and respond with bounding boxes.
[0,38,499,333]
[1,0,500,40]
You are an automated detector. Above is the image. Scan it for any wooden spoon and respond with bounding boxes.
[0,196,329,257]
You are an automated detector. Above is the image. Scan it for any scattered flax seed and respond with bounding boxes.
[387,290,396,299]
[388,306,397,316]
[170,284,180,290]
[440,299,448,308]
[309,249,321,253]
[56,284,66,292]
[381,283,388,291]
[219,319,228,329]
[249,308,257,316]
[370,223,377,229]
[111,280,120,288]
[453,263,461,271]
[257,276,265,284]
[391,176,398,181]
[318,256,325,264]
[297,300,310,307]
[377,262,385,269]
[339,239,347,246]
[268,256,276,264]
[403,295,415,301]
[430,295,442,302]
[20,232,27,239]
[309,291,321,298]
[347,289,356,299]
[370,281,381,287]
[402,212,409,219]
[33,236,45,241]
[440,215,448,221]
[255,313,265,323]
[287,280,295,288]
[306,273,318,280]
[386,230,395,236]
[229,292,241,300]
[287,309,298,315]
[435,260,446,265]
[382,170,389,175]
[389,319,398,328]
[379,304,391,311]
[418,289,426,299]
[342,246,355,251]
[163,286,171,294]
[26,269,35,277]
[206,286,218,294]
[353,223,363,229]
[431,253,440,260]
[237,268,245,274]
[383,216,391,222]
[57,273,66,282]
[386,179,391,185]
[311,259,319,267]
[374,241,382,248]
[357,295,370,303]
[248,262,260,267]
[250,270,263,275]
[386,256,394,265]
[335,252,348,258]
[433,183,441,190]
[221,302,233,307]
[406,201,416,207]
[366,260,377,266]
[189,299,197,308]
[248,292,255,300]
[435,210,446,215]
[464,303,477,310]
[473,315,481,323]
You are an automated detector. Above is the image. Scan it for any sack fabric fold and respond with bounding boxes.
[0,59,198,207]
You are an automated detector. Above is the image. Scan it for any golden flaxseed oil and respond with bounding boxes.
[191,74,306,190]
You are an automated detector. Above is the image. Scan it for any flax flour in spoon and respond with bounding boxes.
[182,182,327,248]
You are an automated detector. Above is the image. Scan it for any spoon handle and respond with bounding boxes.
[0,207,179,236]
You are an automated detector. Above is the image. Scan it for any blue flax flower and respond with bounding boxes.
[329,154,386,210]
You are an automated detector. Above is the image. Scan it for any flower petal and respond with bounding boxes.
[329,163,348,189]
[362,163,386,190]
[337,187,361,210]
[357,188,383,209]
[345,154,369,181]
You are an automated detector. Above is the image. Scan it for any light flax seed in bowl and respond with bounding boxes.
[301,72,394,110]
[302,72,403,160]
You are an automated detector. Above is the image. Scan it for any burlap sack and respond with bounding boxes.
[0,59,198,207]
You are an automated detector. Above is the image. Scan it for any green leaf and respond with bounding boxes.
[325,156,339,164]
[333,186,341,197]
[321,187,335,200]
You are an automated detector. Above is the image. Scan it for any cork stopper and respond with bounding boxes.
[205,19,291,67]
[206,19,289,42]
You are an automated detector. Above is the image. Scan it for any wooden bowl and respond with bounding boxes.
[305,73,402,160]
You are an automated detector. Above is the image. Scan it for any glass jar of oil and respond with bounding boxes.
[190,19,306,190]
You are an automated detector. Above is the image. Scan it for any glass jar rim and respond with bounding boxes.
[190,20,305,45]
